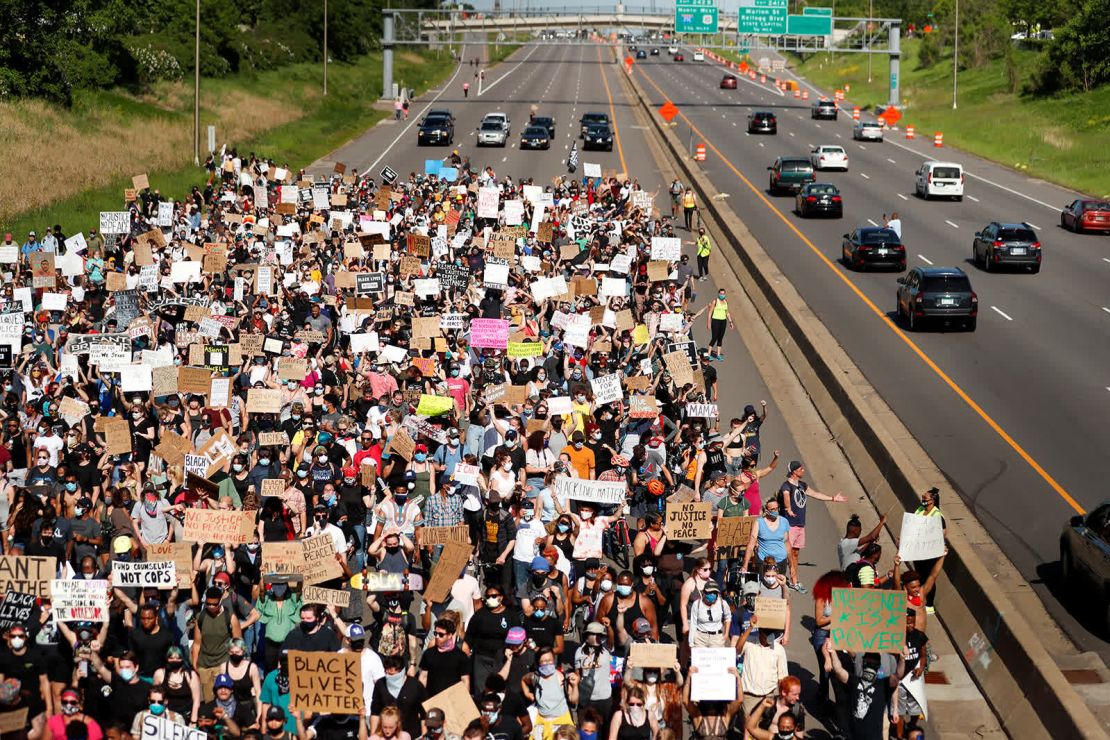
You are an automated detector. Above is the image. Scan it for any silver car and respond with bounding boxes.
[853,121,884,141]
[477,120,508,147]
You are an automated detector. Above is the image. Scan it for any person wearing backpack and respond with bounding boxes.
[845,543,893,589]
[192,586,243,701]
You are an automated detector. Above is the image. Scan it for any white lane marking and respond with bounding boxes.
[789,132,795,137]
[501,156,507,162]
[759,142,765,147]
[1102,307,1110,315]
[477,45,540,97]
[1028,222,1041,230]
[898,193,909,200]
[918,254,934,264]
[360,45,468,176]
[967,195,980,202]
[887,158,897,164]
[860,173,870,179]
[867,218,878,226]
[858,144,866,150]
[991,306,1014,321]
[945,220,959,229]
[815,123,822,128]
[835,133,842,139]
[1104,258,1110,264]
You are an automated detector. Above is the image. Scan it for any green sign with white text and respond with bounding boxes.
[676,0,719,33]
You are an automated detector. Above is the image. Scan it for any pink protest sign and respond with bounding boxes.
[469,319,510,349]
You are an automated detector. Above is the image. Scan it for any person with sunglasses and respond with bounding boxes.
[129,687,185,736]
[43,687,102,740]
[609,685,658,740]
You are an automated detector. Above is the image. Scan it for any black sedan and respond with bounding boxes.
[747,111,777,134]
[417,114,454,146]
[841,227,905,270]
[583,123,614,151]
[896,266,978,331]
[531,116,556,138]
[636,49,647,59]
[520,125,552,150]
[651,48,660,56]
[795,183,843,218]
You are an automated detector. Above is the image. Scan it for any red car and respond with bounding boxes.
[1060,199,1110,233]
[720,74,737,89]
[674,53,685,62]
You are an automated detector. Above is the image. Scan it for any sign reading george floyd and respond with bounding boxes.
[288,651,364,714]
[664,502,712,541]
[829,588,907,653]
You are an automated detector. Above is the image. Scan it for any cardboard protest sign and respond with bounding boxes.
[178,366,212,395]
[556,477,627,506]
[0,591,37,629]
[262,542,306,576]
[288,651,364,714]
[423,682,480,737]
[420,525,471,546]
[183,509,255,544]
[628,643,677,668]
[386,427,415,461]
[112,560,177,589]
[103,417,131,455]
[147,543,193,589]
[664,502,712,541]
[301,533,342,585]
[590,373,623,405]
[689,647,737,701]
[259,432,289,447]
[0,708,29,735]
[425,542,469,604]
[663,350,694,386]
[247,388,282,414]
[51,579,109,622]
[754,596,788,630]
[715,516,757,548]
[898,513,945,561]
[140,713,207,740]
[628,395,657,418]
[829,588,907,653]
[302,585,351,609]
[0,556,56,597]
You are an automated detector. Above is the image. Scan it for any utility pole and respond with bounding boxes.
[193,0,200,166]
[952,0,959,109]
[867,0,873,82]
[323,0,329,95]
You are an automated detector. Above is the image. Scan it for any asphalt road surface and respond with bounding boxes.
[632,46,1110,658]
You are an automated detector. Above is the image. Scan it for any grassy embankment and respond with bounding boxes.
[2,50,456,236]
[790,37,1110,197]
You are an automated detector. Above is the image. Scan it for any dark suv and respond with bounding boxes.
[417,114,454,146]
[811,100,838,120]
[896,266,978,331]
[747,111,777,134]
[972,222,1042,273]
[767,157,815,195]
[580,112,610,137]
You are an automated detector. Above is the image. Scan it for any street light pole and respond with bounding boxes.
[193,0,200,166]
[323,0,328,95]
[867,0,873,83]
[952,0,959,109]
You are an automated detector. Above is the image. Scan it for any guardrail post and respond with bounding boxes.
[888,20,901,107]
[382,10,395,101]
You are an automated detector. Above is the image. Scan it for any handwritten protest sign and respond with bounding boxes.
[0,555,56,596]
[690,647,737,701]
[755,596,787,630]
[361,571,404,591]
[0,708,29,736]
[664,502,712,541]
[425,542,469,604]
[301,533,342,585]
[302,585,351,609]
[0,591,36,630]
[898,513,945,561]
[469,319,509,349]
[556,477,627,506]
[147,543,193,589]
[685,403,719,418]
[288,651,364,714]
[420,525,471,546]
[715,516,757,548]
[830,588,907,653]
[423,683,480,736]
[112,561,176,589]
[51,579,109,622]
[590,373,623,405]
[184,509,255,544]
[628,643,677,668]
[140,713,207,740]
[262,542,306,576]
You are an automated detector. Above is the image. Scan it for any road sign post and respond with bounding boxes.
[676,0,719,34]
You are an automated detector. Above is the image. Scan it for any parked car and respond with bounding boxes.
[972,222,1042,273]
[795,183,843,218]
[811,145,848,171]
[520,125,551,150]
[417,114,454,146]
[583,123,614,151]
[842,227,906,271]
[721,74,738,89]
[1060,199,1110,233]
[767,157,814,195]
[896,266,977,331]
[747,111,777,134]
[811,100,838,120]
[580,112,610,137]
[1060,501,1110,631]
[915,161,964,201]
[853,120,884,141]
[477,120,509,147]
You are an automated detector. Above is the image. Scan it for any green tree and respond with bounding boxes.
[1028,0,1110,93]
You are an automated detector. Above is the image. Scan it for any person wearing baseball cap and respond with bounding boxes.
[420,707,453,740]
[778,461,846,595]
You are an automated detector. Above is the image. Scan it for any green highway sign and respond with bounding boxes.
[787,14,833,35]
[676,0,719,34]
[803,6,834,15]
[739,0,788,35]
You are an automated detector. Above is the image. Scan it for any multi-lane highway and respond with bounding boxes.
[631,46,1110,655]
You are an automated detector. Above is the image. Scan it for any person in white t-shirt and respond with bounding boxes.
[511,500,548,598]
[33,425,65,466]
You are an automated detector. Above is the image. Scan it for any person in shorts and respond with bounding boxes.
[777,461,846,594]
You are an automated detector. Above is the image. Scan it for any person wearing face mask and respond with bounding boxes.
[32,421,64,467]
[216,638,262,725]
[373,481,424,545]
[418,618,469,697]
[521,595,563,655]
[477,692,524,740]
[464,586,520,695]
[152,645,202,724]
[306,502,348,555]
[609,686,658,740]
[369,530,414,575]
[43,687,102,740]
[559,500,608,572]
[198,673,254,732]
[598,570,659,650]
[562,431,595,480]
[510,503,548,599]
[129,687,185,736]
[430,428,464,480]
[744,681,805,740]
[407,443,436,500]
[687,580,731,650]
[741,498,789,577]
[26,448,57,488]
[191,586,244,701]
[521,647,577,740]
[282,604,341,654]
[0,625,53,720]
[130,489,173,548]
[369,655,426,739]
[573,622,612,723]
[415,707,452,740]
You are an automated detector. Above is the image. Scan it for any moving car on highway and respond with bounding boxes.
[693,51,705,61]
[520,125,551,150]
[1060,501,1110,631]
[915,161,964,201]
[896,266,978,331]
[417,113,454,146]
[674,52,685,61]
[767,156,814,195]
[747,111,777,134]
[721,74,738,89]
[1060,199,1110,233]
[651,48,660,55]
[795,183,843,218]
[811,99,838,120]
[580,112,610,137]
[972,222,1042,273]
[583,123,614,151]
[482,112,510,133]
[667,45,678,54]
[531,116,556,138]
[636,49,647,59]
[811,145,848,171]
[841,227,906,271]
[853,120,884,141]
[477,119,509,147]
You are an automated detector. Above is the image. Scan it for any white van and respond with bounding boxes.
[693,51,705,61]
[914,161,964,201]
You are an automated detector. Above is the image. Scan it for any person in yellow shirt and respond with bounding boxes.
[706,288,734,361]
[563,431,596,479]
[682,188,697,231]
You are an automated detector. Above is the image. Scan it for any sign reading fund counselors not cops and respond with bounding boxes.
[112,560,177,588]
[288,651,364,714]
[557,477,627,506]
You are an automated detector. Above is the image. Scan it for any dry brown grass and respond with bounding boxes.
[0,84,302,223]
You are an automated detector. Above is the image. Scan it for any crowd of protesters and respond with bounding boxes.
[0,145,948,740]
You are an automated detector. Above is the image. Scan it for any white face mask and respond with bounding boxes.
[580,511,593,520]
[642,566,655,576]
[10,637,25,650]
[600,580,613,592]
